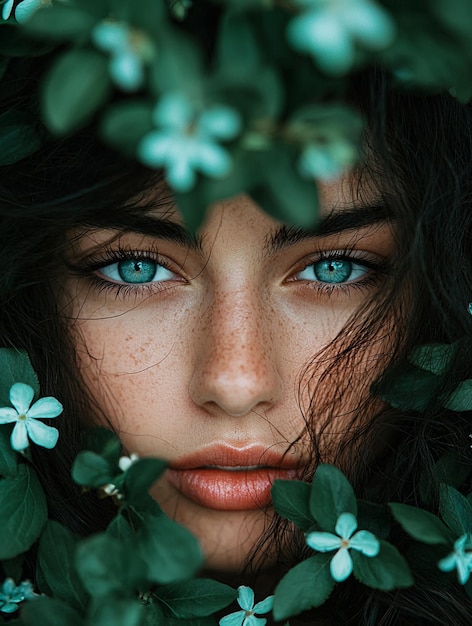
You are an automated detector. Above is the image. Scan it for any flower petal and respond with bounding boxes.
[349,530,380,557]
[26,419,59,449]
[237,586,254,611]
[244,616,266,626]
[110,52,144,92]
[306,531,341,552]
[9,383,34,415]
[456,555,471,585]
[330,547,353,582]
[253,595,274,614]
[11,422,29,451]
[26,396,63,419]
[2,0,14,20]
[196,143,232,178]
[219,609,246,626]
[154,92,193,129]
[438,552,457,573]
[15,0,44,23]
[198,107,242,140]
[0,408,19,423]
[335,512,358,540]
[0,602,19,613]
[166,157,196,192]
[92,21,129,53]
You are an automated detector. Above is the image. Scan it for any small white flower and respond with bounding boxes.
[0,578,36,614]
[219,586,273,626]
[118,452,139,472]
[306,512,380,582]
[288,0,395,74]
[0,383,62,451]
[438,534,472,584]
[138,91,242,192]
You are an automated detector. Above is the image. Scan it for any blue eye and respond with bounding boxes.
[297,258,368,284]
[98,259,174,284]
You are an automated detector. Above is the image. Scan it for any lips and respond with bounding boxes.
[166,445,300,511]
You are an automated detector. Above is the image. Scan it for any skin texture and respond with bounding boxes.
[61,179,395,572]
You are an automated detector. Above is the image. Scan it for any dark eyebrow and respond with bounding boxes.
[265,203,393,254]
[84,215,201,250]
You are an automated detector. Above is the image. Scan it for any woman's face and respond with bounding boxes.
[61,178,395,572]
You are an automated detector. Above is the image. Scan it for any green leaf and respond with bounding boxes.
[443,379,472,411]
[100,100,154,155]
[1,554,24,583]
[24,4,98,40]
[0,464,47,559]
[84,427,122,464]
[440,484,472,536]
[75,533,148,597]
[215,10,261,77]
[0,348,39,406]
[157,579,237,618]
[357,500,391,540]
[408,342,457,376]
[273,554,334,620]
[250,145,320,228]
[0,110,44,166]
[0,425,17,477]
[87,597,144,626]
[376,362,440,411]
[124,458,167,507]
[21,596,85,626]
[309,464,357,532]
[272,479,314,530]
[71,450,113,488]
[136,513,203,584]
[37,520,88,611]
[42,49,110,134]
[106,513,134,542]
[352,540,414,590]
[389,502,452,545]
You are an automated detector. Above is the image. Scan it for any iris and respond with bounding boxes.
[118,259,157,283]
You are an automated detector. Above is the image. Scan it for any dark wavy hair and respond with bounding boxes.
[1,45,472,626]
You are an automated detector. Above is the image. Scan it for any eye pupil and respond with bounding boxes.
[118,259,157,283]
[315,259,352,283]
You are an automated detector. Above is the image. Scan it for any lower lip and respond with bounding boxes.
[166,467,298,511]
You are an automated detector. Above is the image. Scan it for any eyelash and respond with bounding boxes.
[67,246,181,298]
[69,246,387,300]
[291,250,387,295]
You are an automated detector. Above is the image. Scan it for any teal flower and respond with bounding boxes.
[92,20,155,92]
[138,91,242,192]
[0,382,62,451]
[2,0,52,23]
[306,512,380,582]
[287,0,395,74]
[0,579,36,614]
[438,534,472,584]
[219,586,273,626]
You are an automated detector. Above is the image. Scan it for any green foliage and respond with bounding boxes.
[351,541,414,590]
[42,49,111,134]
[21,596,85,626]
[310,464,357,531]
[0,464,47,559]
[389,502,453,545]
[272,479,314,530]
[135,513,203,584]
[439,485,472,536]
[0,110,44,165]
[156,579,237,618]
[37,521,88,610]
[273,554,334,620]
[0,349,39,406]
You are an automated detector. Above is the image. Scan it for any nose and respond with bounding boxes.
[189,288,282,417]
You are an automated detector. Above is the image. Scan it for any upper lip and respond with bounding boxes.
[169,444,302,470]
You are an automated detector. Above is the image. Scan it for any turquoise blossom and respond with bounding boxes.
[287,0,395,74]
[0,382,62,451]
[306,512,380,582]
[0,579,36,614]
[219,586,274,626]
[438,534,472,584]
[2,0,52,23]
[92,19,155,92]
[138,91,242,192]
